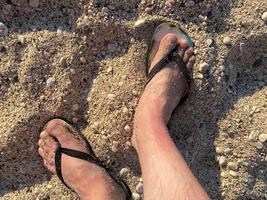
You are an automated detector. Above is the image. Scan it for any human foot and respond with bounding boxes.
[132,27,195,148]
[38,119,126,200]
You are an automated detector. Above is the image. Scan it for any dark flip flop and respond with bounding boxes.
[42,118,132,200]
[146,23,194,102]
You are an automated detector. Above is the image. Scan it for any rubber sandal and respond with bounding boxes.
[146,23,194,102]
[42,118,132,200]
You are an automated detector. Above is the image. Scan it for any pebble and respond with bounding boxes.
[258,134,267,143]
[119,168,129,176]
[29,0,39,8]
[46,184,52,189]
[262,12,267,23]
[215,147,223,154]
[0,22,8,37]
[199,62,209,72]
[220,171,227,178]
[132,192,141,200]
[126,141,132,147]
[219,65,225,72]
[80,57,87,64]
[132,89,139,96]
[229,170,239,178]
[124,125,131,132]
[60,57,67,67]
[18,35,25,44]
[219,156,227,166]
[255,142,263,150]
[107,66,113,73]
[91,122,100,130]
[122,107,129,114]
[136,182,144,194]
[224,148,232,154]
[107,43,118,53]
[46,77,56,88]
[206,39,213,46]
[72,104,79,111]
[107,93,115,101]
[165,0,175,7]
[72,117,79,123]
[227,162,238,171]
[223,36,231,45]
[134,18,146,28]
[185,0,195,8]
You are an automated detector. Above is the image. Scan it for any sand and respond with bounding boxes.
[0,0,266,199]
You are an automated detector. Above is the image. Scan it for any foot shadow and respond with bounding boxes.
[169,33,266,199]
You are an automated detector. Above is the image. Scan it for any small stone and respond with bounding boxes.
[107,93,115,101]
[124,125,131,132]
[91,122,100,130]
[18,35,25,44]
[29,0,39,8]
[220,171,227,178]
[255,142,263,150]
[224,148,232,154]
[111,145,118,152]
[258,134,267,143]
[139,177,143,182]
[126,141,132,147]
[46,184,52,189]
[227,162,238,171]
[229,170,238,178]
[60,57,67,67]
[46,77,56,88]
[165,0,175,7]
[249,131,258,141]
[199,62,209,72]
[80,57,87,64]
[223,36,231,45]
[215,147,223,154]
[0,22,8,37]
[219,156,227,166]
[72,117,79,123]
[122,107,129,114]
[136,182,144,194]
[107,67,113,73]
[262,12,267,23]
[119,168,129,176]
[219,65,225,72]
[185,0,195,8]
[134,18,146,28]
[72,104,79,111]
[206,39,213,46]
[132,90,139,96]
[70,68,76,74]
[132,192,141,200]
[107,43,118,53]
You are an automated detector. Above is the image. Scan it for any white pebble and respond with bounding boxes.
[134,18,146,28]
[219,156,227,166]
[119,168,129,176]
[107,93,115,101]
[248,130,258,141]
[91,122,100,130]
[126,141,132,147]
[0,22,8,37]
[80,57,87,64]
[29,0,39,8]
[199,62,209,72]
[223,36,231,45]
[227,162,238,171]
[206,39,213,46]
[124,125,131,132]
[60,57,67,67]
[136,183,144,194]
[262,12,267,23]
[132,192,141,200]
[122,107,129,114]
[70,68,76,74]
[255,142,263,150]
[132,90,139,96]
[18,35,25,44]
[46,77,56,88]
[215,147,223,154]
[224,148,232,154]
[229,170,238,178]
[107,67,113,73]
[46,184,53,189]
[258,134,267,143]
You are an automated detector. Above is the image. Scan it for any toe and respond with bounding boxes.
[42,137,59,154]
[183,48,194,63]
[38,146,46,158]
[186,56,196,71]
[40,130,49,139]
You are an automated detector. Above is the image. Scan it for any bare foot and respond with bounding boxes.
[132,33,195,148]
[38,119,125,200]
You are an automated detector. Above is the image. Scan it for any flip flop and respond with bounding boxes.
[42,118,132,200]
[146,23,194,102]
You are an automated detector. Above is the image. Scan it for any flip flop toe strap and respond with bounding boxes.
[146,44,192,101]
[54,145,132,200]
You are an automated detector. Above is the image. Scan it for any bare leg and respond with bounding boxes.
[132,34,210,200]
[38,119,125,200]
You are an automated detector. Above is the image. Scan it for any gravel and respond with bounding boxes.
[223,36,232,45]
[136,182,144,194]
[0,22,8,37]
[262,12,267,22]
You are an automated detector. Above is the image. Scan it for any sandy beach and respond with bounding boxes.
[0,0,266,199]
